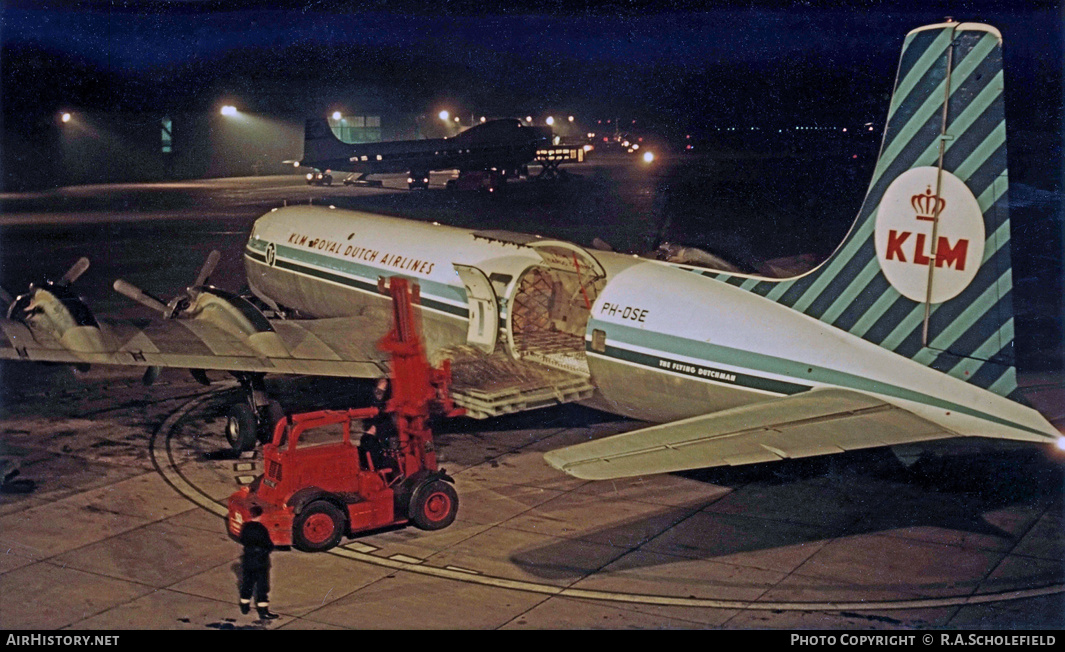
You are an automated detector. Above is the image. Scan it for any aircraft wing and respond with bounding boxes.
[0,314,388,379]
[543,388,958,480]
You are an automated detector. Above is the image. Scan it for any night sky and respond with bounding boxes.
[3,1,1061,144]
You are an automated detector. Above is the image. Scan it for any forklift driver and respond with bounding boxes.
[359,417,399,476]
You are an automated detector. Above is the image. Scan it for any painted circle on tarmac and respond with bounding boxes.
[151,392,1063,613]
[874,167,985,304]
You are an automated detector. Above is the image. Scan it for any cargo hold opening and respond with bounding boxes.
[509,261,604,376]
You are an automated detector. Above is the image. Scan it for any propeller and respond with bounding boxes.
[60,257,91,286]
[112,251,220,386]
[113,250,220,319]
[6,257,91,318]
[113,279,170,316]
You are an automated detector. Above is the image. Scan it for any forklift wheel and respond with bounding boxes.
[225,403,258,454]
[409,480,458,531]
[293,501,345,552]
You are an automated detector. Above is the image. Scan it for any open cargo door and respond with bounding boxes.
[453,263,499,353]
[527,240,607,291]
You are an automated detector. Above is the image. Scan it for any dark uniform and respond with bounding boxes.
[360,417,399,475]
[360,377,400,475]
[239,521,278,620]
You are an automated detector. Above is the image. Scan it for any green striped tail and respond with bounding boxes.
[702,22,1019,398]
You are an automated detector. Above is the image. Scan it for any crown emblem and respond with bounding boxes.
[911,186,946,222]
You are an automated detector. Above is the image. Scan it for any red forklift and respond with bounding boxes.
[227,277,465,552]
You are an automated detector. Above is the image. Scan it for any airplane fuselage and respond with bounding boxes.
[244,205,1057,447]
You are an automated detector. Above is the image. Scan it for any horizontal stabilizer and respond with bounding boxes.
[544,389,956,480]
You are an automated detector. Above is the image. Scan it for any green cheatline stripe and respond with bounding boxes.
[244,247,469,320]
[593,344,811,397]
[592,319,1053,439]
[274,242,467,306]
[886,30,953,124]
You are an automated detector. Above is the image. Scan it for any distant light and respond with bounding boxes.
[60,112,71,123]
[869,126,874,131]
[568,116,574,122]
[1057,437,1065,452]
[642,151,654,163]
[632,143,639,150]
[583,144,593,152]
[439,110,449,121]
[480,116,486,123]
[587,132,595,138]
[293,161,300,168]
[454,117,460,122]
[221,105,238,117]
[332,111,342,121]
[546,116,555,126]
[842,127,848,133]
[526,116,533,123]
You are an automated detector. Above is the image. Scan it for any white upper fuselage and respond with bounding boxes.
[244,205,1059,446]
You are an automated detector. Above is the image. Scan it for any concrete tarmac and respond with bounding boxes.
[0,168,1062,630]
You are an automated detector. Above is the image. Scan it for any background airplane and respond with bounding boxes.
[297,117,553,190]
[1,21,1060,477]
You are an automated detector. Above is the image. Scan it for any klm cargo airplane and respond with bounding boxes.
[2,21,1060,478]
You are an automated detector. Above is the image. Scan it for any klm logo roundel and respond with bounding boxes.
[874,167,984,304]
[265,242,277,267]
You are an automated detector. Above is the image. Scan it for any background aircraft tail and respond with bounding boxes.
[704,22,1019,398]
[301,118,353,167]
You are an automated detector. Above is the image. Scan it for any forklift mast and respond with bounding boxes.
[376,277,463,478]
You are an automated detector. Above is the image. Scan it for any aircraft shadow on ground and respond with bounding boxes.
[509,447,1064,581]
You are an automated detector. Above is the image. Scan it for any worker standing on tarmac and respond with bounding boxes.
[239,519,279,620]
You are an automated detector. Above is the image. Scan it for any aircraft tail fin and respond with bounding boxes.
[707,22,1019,399]
[301,118,353,168]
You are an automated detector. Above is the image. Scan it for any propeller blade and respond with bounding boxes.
[61,257,90,285]
[193,250,221,289]
[113,279,170,316]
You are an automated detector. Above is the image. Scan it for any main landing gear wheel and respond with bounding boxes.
[293,501,345,552]
[260,400,285,444]
[409,480,458,531]
[225,403,258,454]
